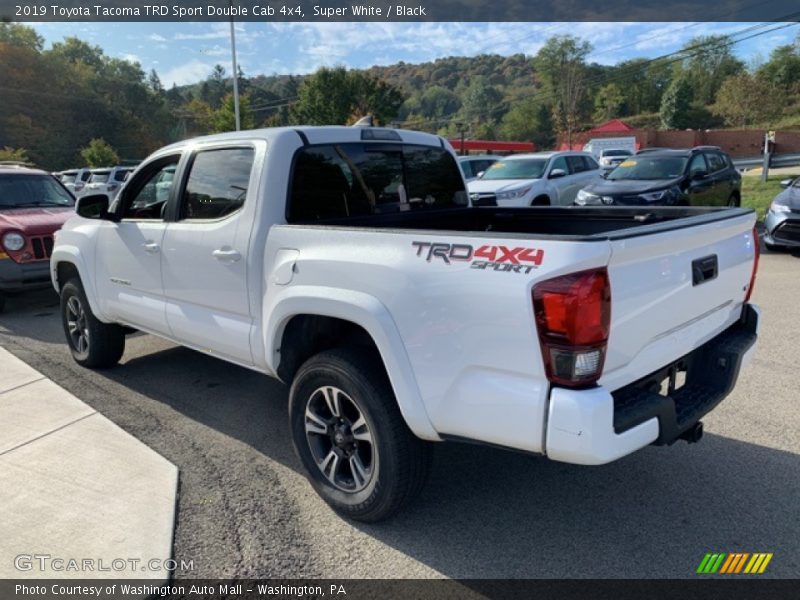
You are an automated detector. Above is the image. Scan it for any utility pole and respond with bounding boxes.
[229,0,241,131]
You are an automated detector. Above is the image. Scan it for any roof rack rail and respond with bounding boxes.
[635,147,669,153]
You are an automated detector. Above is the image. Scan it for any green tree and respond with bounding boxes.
[593,83,626,122]
[499,97,553,147]
[0,147,30,163]
[758,38,800,89]
[0,22,44,50]
[535,36,593,147]
[79,138,119,167]
[211,94,255,133]
[712,72,784,128]
[660,75,694,129]
[291,67,404,126]
[677,35,744,105]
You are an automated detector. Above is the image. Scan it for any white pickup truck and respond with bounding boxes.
[51,126,760,521]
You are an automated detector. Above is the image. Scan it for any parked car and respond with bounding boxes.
[597,148,633,170]
[457,154,502,182]
[576,146,741,207]
[83,166,134,200]
[467,151,602,206]
[0,166,75,312]
[52,126,759,521]
[764,176,800,251]
[583,136,637,162]
[70,168,94,196]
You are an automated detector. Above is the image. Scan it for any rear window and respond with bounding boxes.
[61,174,77,184]
[114,169,131,182]
[288,143,467,222]
[91,171,110,183]
[602,149,632,157]
[0,174,75,208]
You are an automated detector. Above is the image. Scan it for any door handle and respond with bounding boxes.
[213,247,242,263]
[143,241,160,254]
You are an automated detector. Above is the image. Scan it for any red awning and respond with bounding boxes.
[589,119,634,134]
[448,139,535,153]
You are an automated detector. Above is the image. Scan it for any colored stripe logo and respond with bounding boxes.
[697,552,773,574]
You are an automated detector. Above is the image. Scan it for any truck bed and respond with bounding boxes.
[304,205,753,239]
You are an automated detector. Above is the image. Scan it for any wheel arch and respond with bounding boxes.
[264,287,440,441]
[51,248,104,319]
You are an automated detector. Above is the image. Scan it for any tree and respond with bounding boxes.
[211,94,255,133]
[677,35,744,105]
[0,22,44,51]
[758,38,800,89]
[148,69,164,95]
[499,97,553,147]
[291,67,404,126]
[80,138,119,167]
[660,75,694,129]
[593,83,625,122]
[713,72,784,128]
[535,36,593,148]
[0,147,30,163]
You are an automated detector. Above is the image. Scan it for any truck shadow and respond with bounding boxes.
[105,343,799,579]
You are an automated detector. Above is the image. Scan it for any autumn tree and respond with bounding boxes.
[713,72,784,128]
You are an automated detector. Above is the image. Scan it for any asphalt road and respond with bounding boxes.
[0,251,798,579]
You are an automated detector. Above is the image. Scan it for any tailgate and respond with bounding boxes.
[600,211,757,391]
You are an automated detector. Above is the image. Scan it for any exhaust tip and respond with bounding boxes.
[680,421,704,444]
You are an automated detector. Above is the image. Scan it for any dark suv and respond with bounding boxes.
[575,146,741,207]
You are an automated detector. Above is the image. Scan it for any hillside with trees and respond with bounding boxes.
[1,22,799,169]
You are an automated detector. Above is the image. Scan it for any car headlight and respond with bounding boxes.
[496,185,533,201]
[770,200,791,213]
[2,232,25,252]
[640,187,679,203]
[576,189,602,205]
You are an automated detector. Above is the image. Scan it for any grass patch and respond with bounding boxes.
[741,172,798,222]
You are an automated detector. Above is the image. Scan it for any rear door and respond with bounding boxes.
[601,211,756,391]
[160,144,259,365]
[704,151,731,205]
[686,153,715,206]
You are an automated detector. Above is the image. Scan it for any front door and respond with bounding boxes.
[161,145,257,365]
[95,155,181,334]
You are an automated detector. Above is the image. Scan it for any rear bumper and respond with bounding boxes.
[0,257,52,293]
[546,304,759,465]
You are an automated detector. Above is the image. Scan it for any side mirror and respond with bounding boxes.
[549,168,567,179]
[476,171,485,179]
[691,170,709,181]
[76,194,111,220]
[779,178,794,189]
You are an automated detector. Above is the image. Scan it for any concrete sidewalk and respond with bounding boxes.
[0,346,179,579]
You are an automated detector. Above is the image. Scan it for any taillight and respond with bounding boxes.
[744,226,759,303]
[532,268,611,388]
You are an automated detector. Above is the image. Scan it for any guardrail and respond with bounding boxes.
[733,152,800,170]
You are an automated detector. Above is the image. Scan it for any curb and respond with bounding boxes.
[0,346,179,580]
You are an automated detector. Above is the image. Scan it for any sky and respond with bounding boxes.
[27,21,800,87]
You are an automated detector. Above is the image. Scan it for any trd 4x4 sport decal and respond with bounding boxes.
[412,241,544,274]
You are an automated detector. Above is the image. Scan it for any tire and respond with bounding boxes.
[289,347,432,522]
[727,194,740,207]
[60,278,125,368]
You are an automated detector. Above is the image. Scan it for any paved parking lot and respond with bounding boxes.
[0,251,798,579]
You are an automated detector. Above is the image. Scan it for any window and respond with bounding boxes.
[484,158,547,180]
[122,158,180,220]
[0,175,74,209]
[90,171,110,184]
[584,156,600,170]
[688,154,708,177]
[705,153,726,173]
[288,143,467,222]
[549,156,568,174]
[180,148,254,220]
[566,155,588,174]
[460,161,474,178]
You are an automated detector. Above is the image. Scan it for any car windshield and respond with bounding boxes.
[482,159,547,180]
[0,174,75,208]
[607,156,687,180]
[90,172,110,183]
[603,149,631,157]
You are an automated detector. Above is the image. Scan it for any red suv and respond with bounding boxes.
[0,166,75,312]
